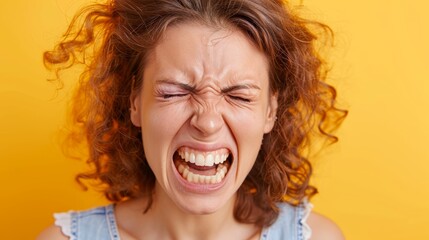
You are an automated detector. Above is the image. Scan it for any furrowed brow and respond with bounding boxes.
[155,79,195,91]
[221,84,261,93]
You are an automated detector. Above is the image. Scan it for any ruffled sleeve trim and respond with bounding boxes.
[301,201,314,240]
[54,212,73,238]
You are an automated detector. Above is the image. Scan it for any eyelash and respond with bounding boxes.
[228,95,251,103]
[160,92,251,103]
[162,93,188,99]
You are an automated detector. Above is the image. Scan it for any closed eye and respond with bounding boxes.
[221,84,259,103]
[162,93,189,99]
[227,95,251,103]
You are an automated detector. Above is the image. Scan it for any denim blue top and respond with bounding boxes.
[54,202,312,240]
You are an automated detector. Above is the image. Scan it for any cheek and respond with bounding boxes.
[228,106,267,140]
[140,103,192,154]
[226,109,267,172]
[143,99,191,131]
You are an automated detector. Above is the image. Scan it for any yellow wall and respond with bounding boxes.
[0,0,428,239]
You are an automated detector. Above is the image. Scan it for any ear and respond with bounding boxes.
[263,92,278,133]
[130,90,142,127]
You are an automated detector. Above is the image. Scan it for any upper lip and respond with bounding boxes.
[174,142,235,160]
[175,142,231,152]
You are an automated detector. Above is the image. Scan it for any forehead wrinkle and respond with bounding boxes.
[191,86,223,114]
[149,23,268,94]
[198,27,236,84]
[203,31,267,87]
[194,80,223,96]
[192,68,263,96]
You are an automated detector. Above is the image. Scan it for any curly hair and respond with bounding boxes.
[44,0,346,227]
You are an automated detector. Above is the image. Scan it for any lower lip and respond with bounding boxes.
[171,160,231,193]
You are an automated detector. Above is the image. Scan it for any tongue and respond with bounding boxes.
[187,162,217,176]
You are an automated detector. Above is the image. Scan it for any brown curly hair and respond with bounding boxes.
[44,0,346,227]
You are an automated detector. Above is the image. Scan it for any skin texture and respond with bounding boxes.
[129,23,277,216]
[37,23,345,240]
[127,22,277,239]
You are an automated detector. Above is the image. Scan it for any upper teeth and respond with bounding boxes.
[178,148,229,167]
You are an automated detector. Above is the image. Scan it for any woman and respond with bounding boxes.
[38,0,346,239]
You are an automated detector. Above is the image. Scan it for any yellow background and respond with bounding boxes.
[1,0,428,239]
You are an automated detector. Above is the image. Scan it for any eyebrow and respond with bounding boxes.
[154,79,196,91]
[154,79,261,93]
[221,84,261,93]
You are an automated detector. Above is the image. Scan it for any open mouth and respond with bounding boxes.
[173,147,232,184]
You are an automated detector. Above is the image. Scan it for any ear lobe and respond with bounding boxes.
[130,91,142,127]
[264,93,278,133]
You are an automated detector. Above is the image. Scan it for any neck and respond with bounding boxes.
[116,184,259,240]
[151,184,238,239]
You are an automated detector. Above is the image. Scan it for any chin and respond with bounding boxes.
[172,194,233,215]
[164,165,238,216]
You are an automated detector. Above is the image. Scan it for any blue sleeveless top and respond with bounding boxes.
[54,202,312,240]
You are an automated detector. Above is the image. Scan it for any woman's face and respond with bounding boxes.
[130,23,277,214]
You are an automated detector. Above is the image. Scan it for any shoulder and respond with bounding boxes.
[36,224,69,240]
[307,212,345,240]
[36,205,112,240]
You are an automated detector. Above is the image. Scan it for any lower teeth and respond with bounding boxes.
[177,162,228,184]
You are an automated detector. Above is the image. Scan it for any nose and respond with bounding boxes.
[190,104,224,138]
